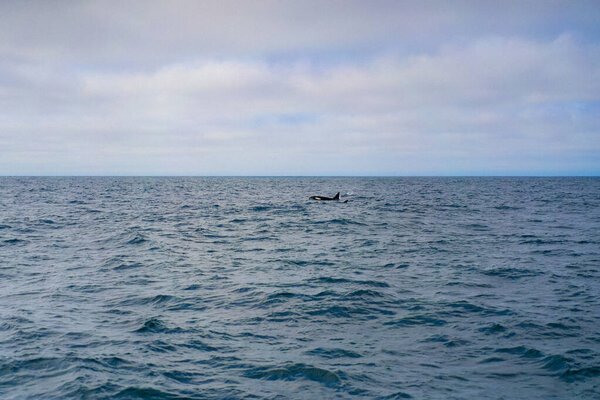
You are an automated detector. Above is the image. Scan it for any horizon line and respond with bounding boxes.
[1,174,599,178]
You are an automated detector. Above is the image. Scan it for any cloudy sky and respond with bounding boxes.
[1,1,599,175]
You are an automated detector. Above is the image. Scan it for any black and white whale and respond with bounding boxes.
[309,192,347,202]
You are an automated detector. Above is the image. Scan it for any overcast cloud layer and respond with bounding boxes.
[1,1,599,175]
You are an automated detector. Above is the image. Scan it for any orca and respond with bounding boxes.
[310,192,348,202]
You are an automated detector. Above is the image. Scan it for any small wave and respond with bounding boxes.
[561,366,600,382]
[306,305,383,319]
[495,346,543,358]
[0,356,64,374]
[134,318,181,334]
[479,356,505,364]
[382,263,408,269]
[465,223,490,231]
[235,331,278,341]
[114,387,183,399]
[313,218,366,226]
[251,205,271,212]
[447,301,486,313]
[481,267,541,279]
[345,289,384,298]
[2,238,25,245]
[479,324,507,334]
[381,391,413,399]
[518,321,581,339]
[266,291,300,300]
[575,239,598,245]
[519,238,561,245]
[541,354,572,372]
[163,369,196,384]
[95,356,133,368]
[314,290,338,298]
[309,277,390,288]
[167,301,207,312]
[243,236,275,242]
[385,315,447,327]
[304,347,362,359]
[125,234,148,245]
[445,301,512,316]
[516,321,543,330]
[148,340,178,353]
[244,363,341,386]
[179,339,219,352]
[121,294,180,307]
[149,294,178,304]
[259,291,307,306]
[546,322,580,331]
[113,262,143,271]
[494,205,521,210]
[201,233,229,239]
[274,247,294,253]
[262,310,301,322]
[286,259,335,267]
[444,339,470,347]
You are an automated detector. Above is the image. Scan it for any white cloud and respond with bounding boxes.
[0,2,599,175]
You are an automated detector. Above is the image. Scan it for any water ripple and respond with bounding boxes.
[0,176,598,399]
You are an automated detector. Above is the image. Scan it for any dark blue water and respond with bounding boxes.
[1,177,599,399]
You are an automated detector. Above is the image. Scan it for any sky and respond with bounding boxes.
[1,1,599,176]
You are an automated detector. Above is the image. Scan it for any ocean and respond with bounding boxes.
[0,177,599,399]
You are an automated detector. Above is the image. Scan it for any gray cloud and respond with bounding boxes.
[2,1,599,64]
[0,1,599,175]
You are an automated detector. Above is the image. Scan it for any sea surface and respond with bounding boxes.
[0,177,599,399]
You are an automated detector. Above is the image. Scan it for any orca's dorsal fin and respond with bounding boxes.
[333,192,340,200]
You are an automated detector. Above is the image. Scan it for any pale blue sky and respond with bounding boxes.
[1,1,599,175]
